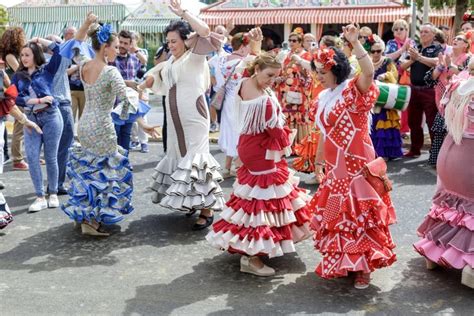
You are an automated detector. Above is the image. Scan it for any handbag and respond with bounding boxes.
[0,85,18,117]
[210,60,239,111]
[361,157,392,196]
[285,90,303,105]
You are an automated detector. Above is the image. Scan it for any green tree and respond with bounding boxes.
[0,5,8,37]
[416,0,473,32]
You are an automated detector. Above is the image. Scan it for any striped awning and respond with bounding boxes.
[200,6,412,25]
[200,6,456,26]
[121,18,177,34]
[7,4,127,38]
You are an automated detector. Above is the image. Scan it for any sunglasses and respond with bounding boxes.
[371,49,382,54]
[393,28,405,32]
[454,37,468,43]
[288,39,299,43]
[358,36,368,40]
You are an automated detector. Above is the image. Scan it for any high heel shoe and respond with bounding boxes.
[81,223,110,237]
[240,256,275,277]
[425,259,438,270]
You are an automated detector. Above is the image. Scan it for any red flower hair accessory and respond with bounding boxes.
[240,34,250,46]
[313,49,337,70]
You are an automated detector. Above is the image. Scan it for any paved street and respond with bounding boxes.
[0,106,472,314]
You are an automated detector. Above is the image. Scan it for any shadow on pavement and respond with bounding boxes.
[0,213,203,273]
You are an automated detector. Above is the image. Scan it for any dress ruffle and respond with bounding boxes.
[207,161,312,258]
[112,100,151,125]
[0,194,13,230]
[371,109,403,158]
[414,190,474,269]
[262,126,292,163]
[293,129,320,173]
[310,174,397,278]
[59,39,95,60]
[151,152,225,212]
[61,144,134,225]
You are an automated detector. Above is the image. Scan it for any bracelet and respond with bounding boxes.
[37,98,41,104]
[356,52,368,60]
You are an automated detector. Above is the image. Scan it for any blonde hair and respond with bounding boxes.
[247,53,281,76]
[372,34,386,52]
[456,32,471,52]
[360,26,373,37]
[392,19,409,32]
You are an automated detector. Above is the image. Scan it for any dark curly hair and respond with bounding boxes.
[15,42,47,82]
[164,20,193,41]
[0,27,27,61]
[311,47,351,84]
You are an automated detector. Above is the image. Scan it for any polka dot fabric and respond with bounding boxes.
[309,78,397,279]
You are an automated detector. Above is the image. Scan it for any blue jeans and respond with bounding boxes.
[57,101,74,189]
[24,107,64,197]
[114,122,133,151]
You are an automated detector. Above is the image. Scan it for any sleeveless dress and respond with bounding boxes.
[206,80,312,257]
[309,77,397,278]
[414,77,474,270]
[61,64,135,224]
[148,33,226,213]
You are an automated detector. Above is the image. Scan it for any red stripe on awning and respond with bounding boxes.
[200,7,413,25]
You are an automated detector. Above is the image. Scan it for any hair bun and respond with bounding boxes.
[87,23,100,38]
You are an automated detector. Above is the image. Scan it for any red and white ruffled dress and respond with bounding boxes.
[206,80,312,257]
[309,77,397,279]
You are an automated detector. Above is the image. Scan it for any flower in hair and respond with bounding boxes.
[97,24,113,45]
[312,49,337,70]
[241,34,250,46]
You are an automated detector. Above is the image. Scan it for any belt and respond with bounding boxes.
[25,106,50,115]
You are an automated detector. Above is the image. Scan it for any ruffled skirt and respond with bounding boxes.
[292,129,320,173]
[206,160,312,258]
[150,152,225,212]
[310,174,397,278]
[0,193,12,230]
[371,109,403,159]
[414,136,474,269]
[61,144,134,224]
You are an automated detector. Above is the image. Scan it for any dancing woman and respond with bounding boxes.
[12,37,65,212]
[146,0,225,230]
[61,14,158,236]
[414,61,474,289]
[309,24,396,289]
[206,53,312,276]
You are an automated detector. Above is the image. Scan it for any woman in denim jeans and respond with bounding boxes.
[11,37,64,212]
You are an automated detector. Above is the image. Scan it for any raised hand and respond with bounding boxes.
[248,27,263,42]
[143,125,161,139]
[169,0,184,17]
[342,23,360,44]
[86,11,97,25]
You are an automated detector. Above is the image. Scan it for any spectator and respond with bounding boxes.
[303,33,316,51]
[401,23,442,158]
[62,26,77,41]
[460,21,473,33]
[0,27,28,171]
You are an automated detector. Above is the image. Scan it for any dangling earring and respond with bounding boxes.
[104,54,108,64]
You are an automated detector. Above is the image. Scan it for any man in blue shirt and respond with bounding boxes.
[110,30,143,151]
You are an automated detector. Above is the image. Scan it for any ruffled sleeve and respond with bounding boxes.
[262,100,294,162]
[345,76,379,113]
[59,39,95,60]
[144,61,167,95]
[108,67,137,120]
[185,32,224,56]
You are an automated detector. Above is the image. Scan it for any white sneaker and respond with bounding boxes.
[240,256,275,277]
[28,198,48,213]
[48,194,59,208]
